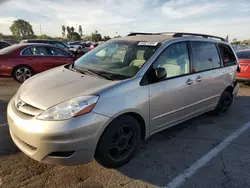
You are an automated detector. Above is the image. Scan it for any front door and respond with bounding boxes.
[149,42,202,133]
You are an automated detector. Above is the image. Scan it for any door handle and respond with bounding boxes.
[186,79,194,85]
[195,76,202,82]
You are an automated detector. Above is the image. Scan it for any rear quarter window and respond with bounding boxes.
[218,44,237,66]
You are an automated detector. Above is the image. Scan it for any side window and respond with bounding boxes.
[30,47,52,56]
[191,42,221,72]
[153,42,190,78]
[22,48,33,55]
[218,44,236,66]
[50,47,70,57]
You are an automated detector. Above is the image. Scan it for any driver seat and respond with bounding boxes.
[130,50,146,67]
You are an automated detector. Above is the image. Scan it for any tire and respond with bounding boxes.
[13,66,33,83]
[95,115,141,168]
[213,91,233,116]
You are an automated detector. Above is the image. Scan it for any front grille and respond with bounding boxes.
[15,100,43,117]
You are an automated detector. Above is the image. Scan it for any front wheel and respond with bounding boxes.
[95,115,141,168]
[13,66,33,83]
[213,91,233,116]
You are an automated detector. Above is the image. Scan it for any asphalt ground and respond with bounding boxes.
[1,78,250,188]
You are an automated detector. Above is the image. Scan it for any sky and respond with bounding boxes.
[0,0,250,41]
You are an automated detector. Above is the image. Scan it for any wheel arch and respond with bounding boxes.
[224,85,234,96]
[94,112,147,157]
[11,64,34,77]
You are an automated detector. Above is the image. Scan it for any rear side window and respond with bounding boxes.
[191,42,221,72]
[50,47,70,57]
[22,48,33,55]
[236,51,250,59]
[30,46,52,56]
[218,44,236,66]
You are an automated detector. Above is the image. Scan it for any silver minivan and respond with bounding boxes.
[7,32,240,168]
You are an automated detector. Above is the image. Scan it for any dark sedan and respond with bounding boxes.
[0,41,11,50]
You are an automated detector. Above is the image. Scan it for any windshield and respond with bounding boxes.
[74,40,159,80]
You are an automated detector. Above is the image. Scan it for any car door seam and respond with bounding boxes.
[152,94,220,120]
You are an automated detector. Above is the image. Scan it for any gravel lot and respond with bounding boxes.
[1,78,250,188]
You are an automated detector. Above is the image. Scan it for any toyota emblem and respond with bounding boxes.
[16,101,25,109]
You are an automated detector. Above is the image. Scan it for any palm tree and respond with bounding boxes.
[79,25,83,37]
[62,25,66,38]
[66,26,71,39]
[71,27,75,33]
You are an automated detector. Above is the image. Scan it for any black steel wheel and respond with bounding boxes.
[95,115,141,168]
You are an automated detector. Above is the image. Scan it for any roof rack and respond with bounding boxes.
[127,32,227,42]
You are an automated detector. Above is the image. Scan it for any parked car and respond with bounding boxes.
[0,41,11,49]
[236,49,250,85]
[0,43,75,83]
[7,32,239,168]
[67,41,82,51]
[20,39,70,52]
[77,41,99,55]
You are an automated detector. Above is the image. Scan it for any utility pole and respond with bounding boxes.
[40,24,42,35]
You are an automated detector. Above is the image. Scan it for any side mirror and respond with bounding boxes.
[152,67,167,82]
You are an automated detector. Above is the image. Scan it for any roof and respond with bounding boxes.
[12,43,58,48]
[237,49,250,52]
[113,32,228,44]
[22,39,57,42]
[113,35,172,43]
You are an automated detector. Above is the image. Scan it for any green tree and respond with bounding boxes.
[70,27,75,33]
[103,36,111,41]
[231,38,241,45]
[0,33,3,40]
[62,25,66,38]
[10,19,34,40]
[79,25,83,37]
[91,30,102,42]
[71,32,81,41]
[66,26,71,39]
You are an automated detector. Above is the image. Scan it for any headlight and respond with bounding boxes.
[37,95,99,121]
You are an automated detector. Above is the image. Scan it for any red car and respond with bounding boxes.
[236,49,250,85]
[0,43,76,83]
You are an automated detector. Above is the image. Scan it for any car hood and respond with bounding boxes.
[18,66,118,110]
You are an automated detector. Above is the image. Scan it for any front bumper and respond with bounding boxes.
[7,97,110,165]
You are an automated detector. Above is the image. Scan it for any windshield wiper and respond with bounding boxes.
[76,68,114,80]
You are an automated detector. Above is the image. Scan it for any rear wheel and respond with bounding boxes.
[13,66,33,83]
[95,115,141,168]
[213,91,233,116]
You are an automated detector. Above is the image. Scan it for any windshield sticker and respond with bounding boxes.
[138,42,158,46]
